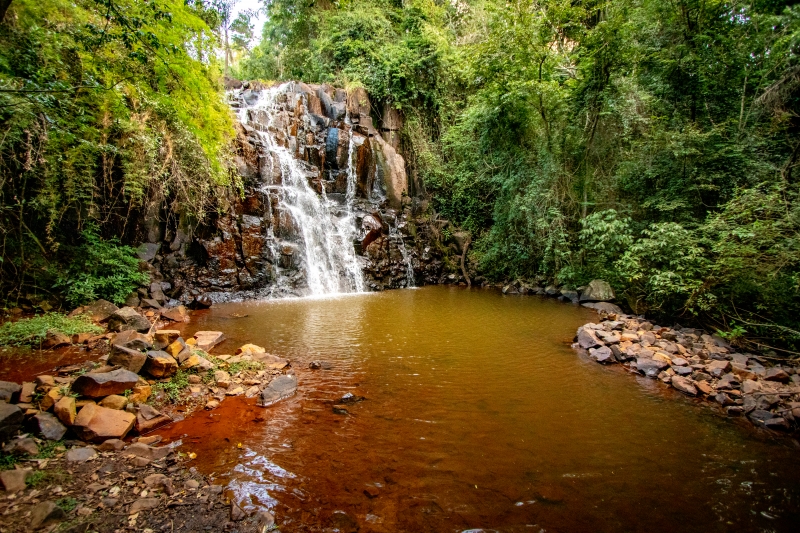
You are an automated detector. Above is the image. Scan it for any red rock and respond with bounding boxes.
[193,331,225,352]
[72,404,136,442]
[144,351,178,378]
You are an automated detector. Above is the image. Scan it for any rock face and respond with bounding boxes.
[137,81,445,301]
[580,280,615,302]
[71,369,140,398]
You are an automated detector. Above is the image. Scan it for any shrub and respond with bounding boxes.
[55,226,150,307]
[0,313,102,346]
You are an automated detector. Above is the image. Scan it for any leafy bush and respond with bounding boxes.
[0,313,102,346]
[55,227,150,307]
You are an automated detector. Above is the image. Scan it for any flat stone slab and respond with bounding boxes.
[71,369,139,398]
[73,404,136,442]
[193,331,225,352]
[258,375,298,407]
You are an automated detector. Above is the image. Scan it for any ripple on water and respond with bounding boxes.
[157,286,800,533]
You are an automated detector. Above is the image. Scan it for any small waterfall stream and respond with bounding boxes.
[235,85,365,296]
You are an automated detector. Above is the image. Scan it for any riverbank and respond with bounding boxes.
[0,300,297,531]
[573,311,800,433]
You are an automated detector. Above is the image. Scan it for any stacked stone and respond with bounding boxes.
[574,314,800,432]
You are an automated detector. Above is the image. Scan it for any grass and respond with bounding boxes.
[151,370,190,403]
[0,313,102,346]
[0,440,66,472]
[56,497,78,512]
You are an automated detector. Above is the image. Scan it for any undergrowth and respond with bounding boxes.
[0,314,102,346]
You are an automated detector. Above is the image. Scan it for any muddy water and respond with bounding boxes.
[156,286,800,532]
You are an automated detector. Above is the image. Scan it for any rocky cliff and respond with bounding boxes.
[133,81,459,304]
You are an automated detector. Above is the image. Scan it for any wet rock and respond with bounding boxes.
[65,446,97,463]
[589,346,615,364]
[672,376,697,396]
[3,437,38,456]
[144,350,178,378]
[28,412,67,441]
[205,399,220,410]
[99,395,128,410]
[53,396,76,426]
[0,468,31,493]
[193,331,225,352]
[72,403,136,442]
[309,361,334,370]
[72,369,139,398]
[258,374,298,406]
[30,500,66,529]
[107,307,152,333]
[764,417,790,430]
[84,299,119,322]
[576,327,603,349]
[0,381,21,403]
[579,280,615,302]
[42,329,71,349]
[636,357,669,378]
[191,295,213,309]
[162,305,188,323]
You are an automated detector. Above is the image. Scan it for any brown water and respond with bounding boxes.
[156,286,800,532]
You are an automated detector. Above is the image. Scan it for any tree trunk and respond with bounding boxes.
[1,0,13,23]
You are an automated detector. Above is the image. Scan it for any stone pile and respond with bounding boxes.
[574,313,800,432]
[0,301,296,452]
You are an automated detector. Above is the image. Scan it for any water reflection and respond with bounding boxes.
[157,287,800,532]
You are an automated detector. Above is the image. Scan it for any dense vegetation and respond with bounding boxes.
[241,0,800,352]
[0,0,235,306]
[2,0,799,352]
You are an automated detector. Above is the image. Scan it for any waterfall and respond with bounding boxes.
[235,84,365,296]
[389,219,415,288]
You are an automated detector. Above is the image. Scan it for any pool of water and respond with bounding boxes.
[156,286,800,532]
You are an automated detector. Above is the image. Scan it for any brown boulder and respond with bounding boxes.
[72,403,136,442]
[144,351,178,378]
[84,299,119,322]
[107,307,151,333]
[53,396,76,426]
[108,345,148,373]
[71,369,139,398]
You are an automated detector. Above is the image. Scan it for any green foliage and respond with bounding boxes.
[0,0,235,303]
[55,226,149,307]
[0,313,102,346]
[246,0,800,350]
[56,497,78,512]
[152,369,190,403]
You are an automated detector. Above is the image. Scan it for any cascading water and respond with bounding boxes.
[234,84,365,296]
[389,220,415,288]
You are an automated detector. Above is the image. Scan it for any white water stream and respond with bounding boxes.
[235,85,365,296]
